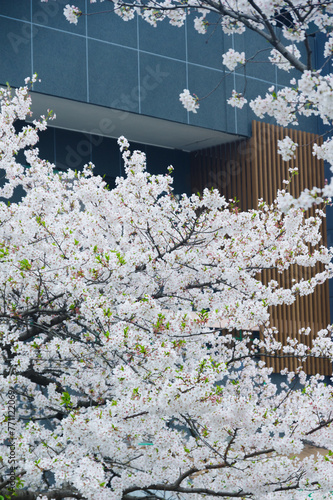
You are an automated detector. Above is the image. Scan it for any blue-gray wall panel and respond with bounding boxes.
[32,0,86,35]
[0,0,30,21]
[88,39,138,111]
[187,64,227,133]
[186,13,224,70]
[138,17,186,60]
[33,27,87,101]
[0,17,31,87]
[239,30,275,83]
[87,1,137,48]
[139,53,187,122]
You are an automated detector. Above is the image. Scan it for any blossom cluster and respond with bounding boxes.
[227,89,247,108]
[222,48,245,71]
[324,35,333,59]
[278,136,298,162]
[268,45,301,72]
[193,14,208,34]
[63,4,82,24]
[179,89,199,113]
[1,80,333,500]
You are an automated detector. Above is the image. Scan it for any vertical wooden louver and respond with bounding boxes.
[190,121,331,375]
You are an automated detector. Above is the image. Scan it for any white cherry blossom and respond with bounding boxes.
[222,48,246,71]
[269,44,301,72]
[1,79,333,500]
[63,4,82,24]
[227,89,247,108]
[278,136,298,161]
[179,88,199,112]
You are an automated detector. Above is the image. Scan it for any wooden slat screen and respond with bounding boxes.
[190,121,331,375]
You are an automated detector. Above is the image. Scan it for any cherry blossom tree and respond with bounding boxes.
[4,1,333,497]
[1,77,333,500]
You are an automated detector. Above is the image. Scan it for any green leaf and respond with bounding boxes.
[60,391,72,408]
[19,259,32,271]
